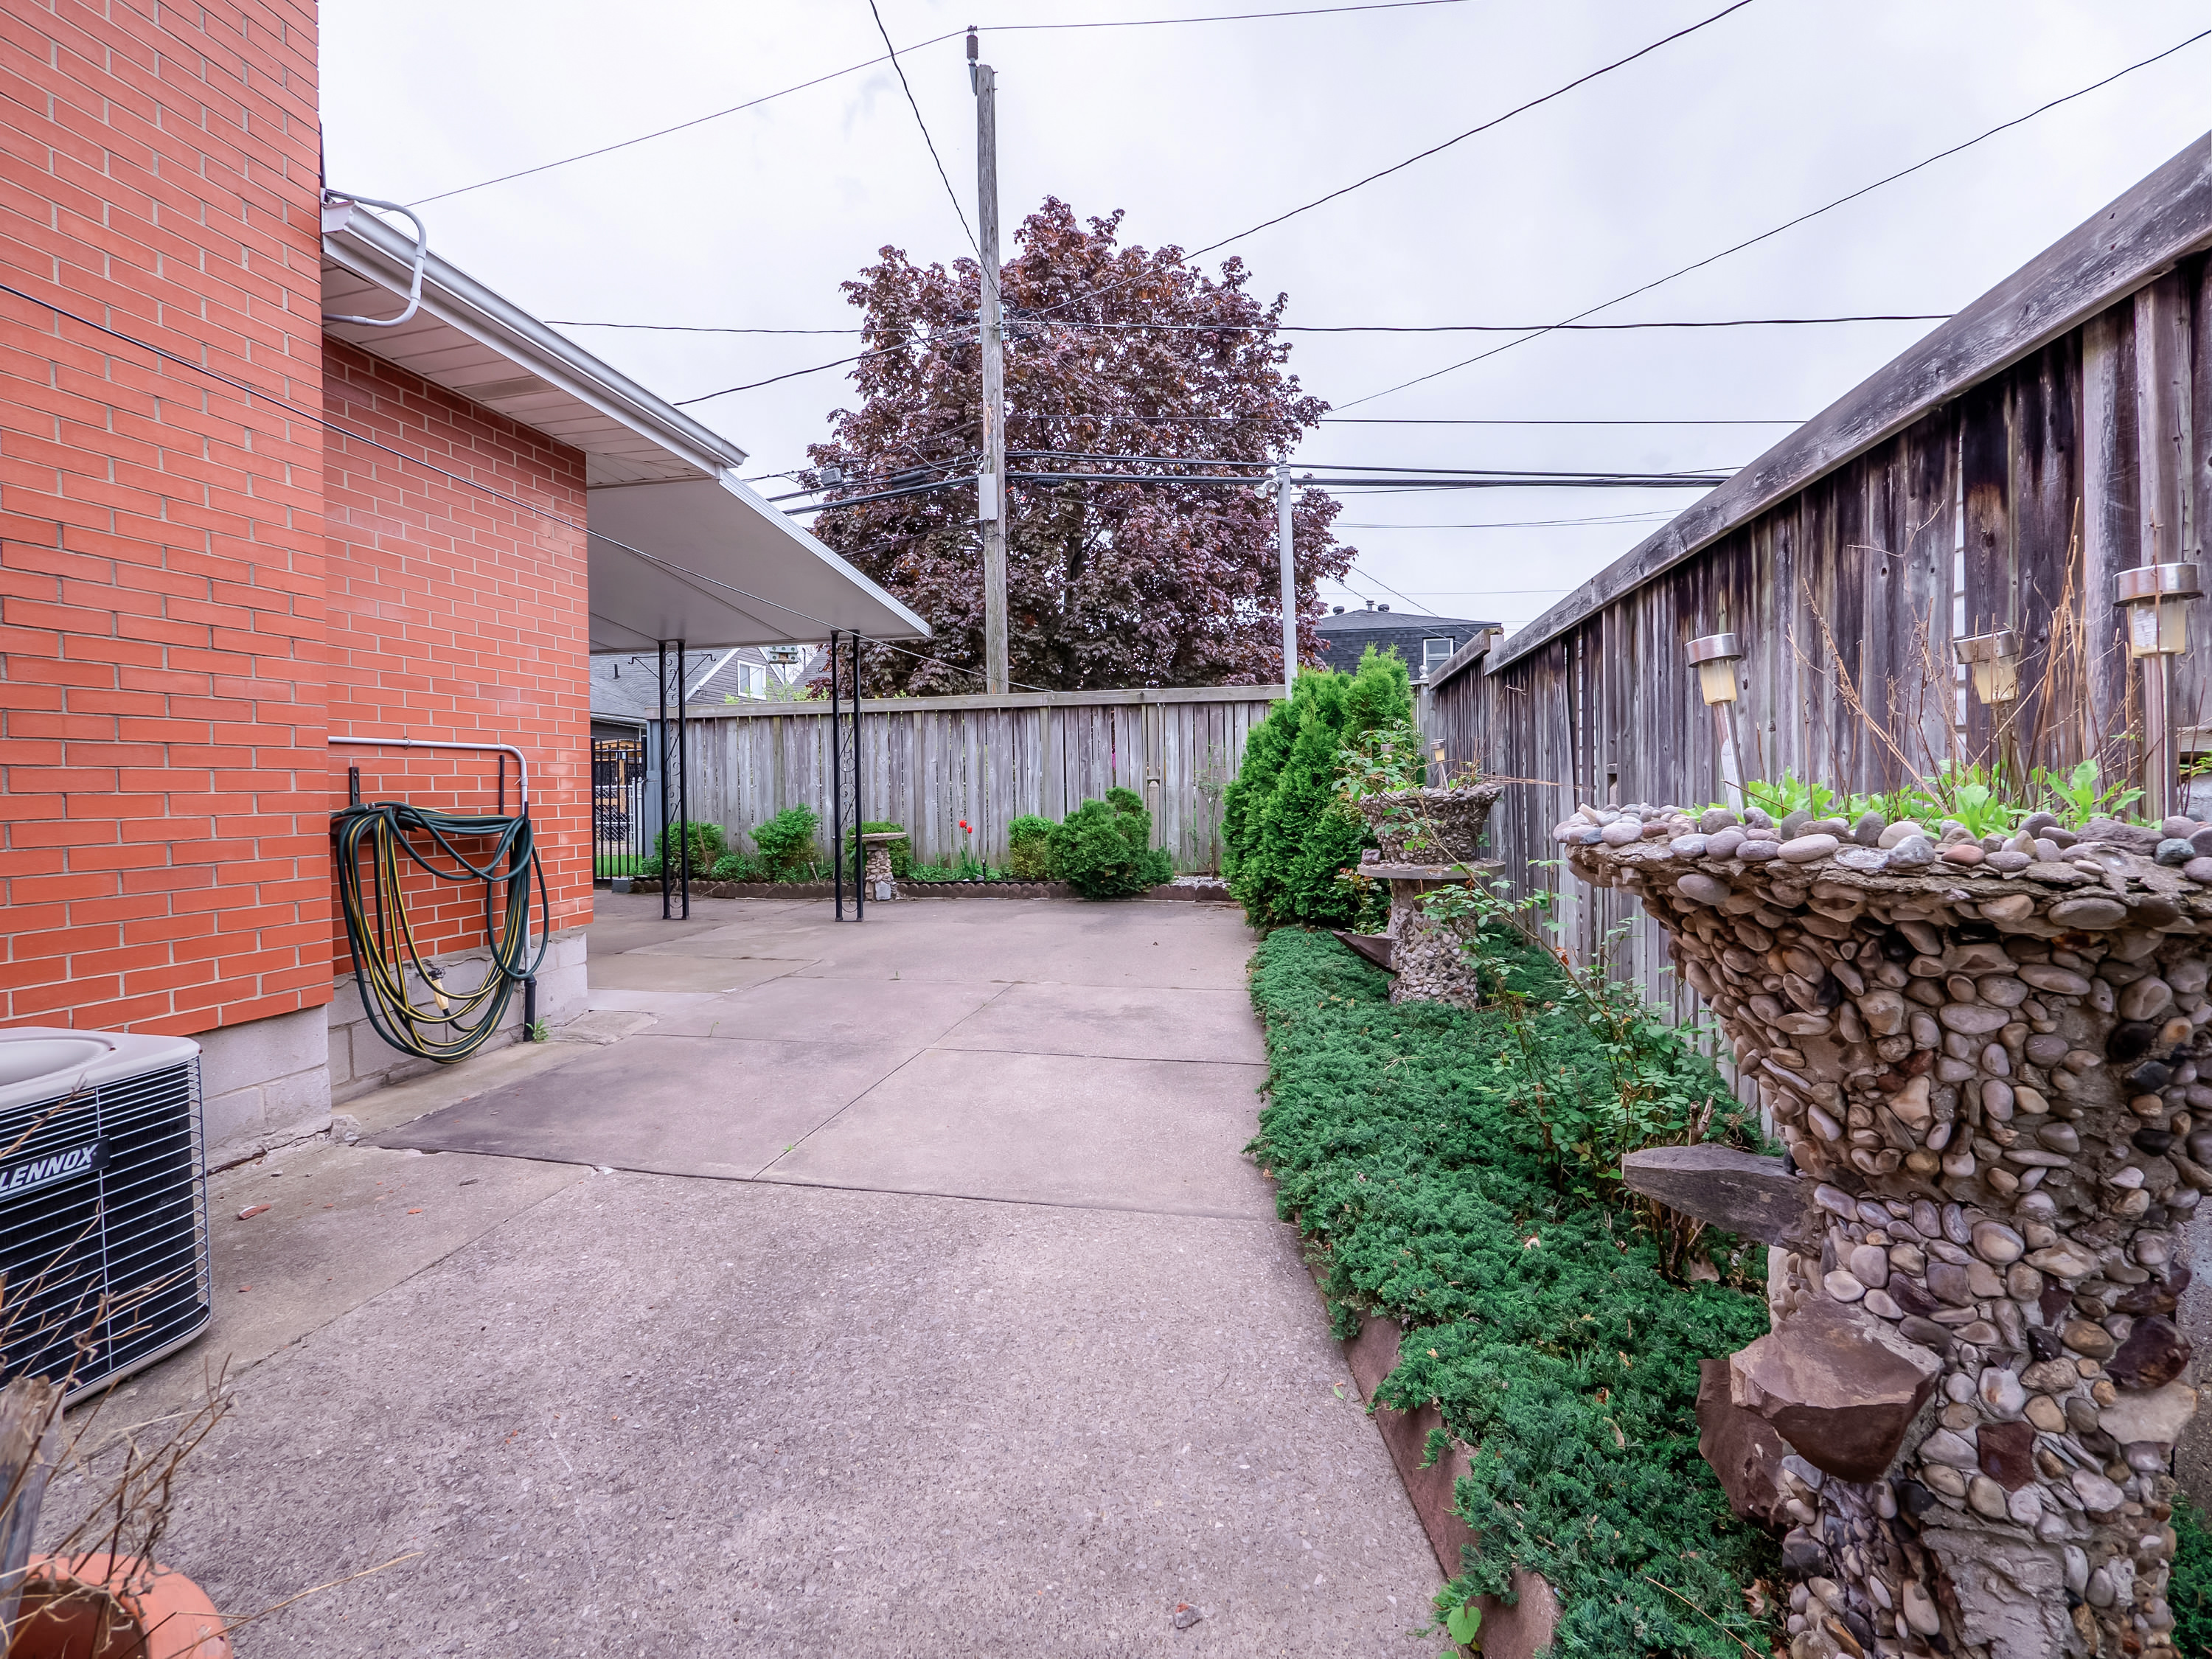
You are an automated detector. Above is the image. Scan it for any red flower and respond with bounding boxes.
[959,820,972,833]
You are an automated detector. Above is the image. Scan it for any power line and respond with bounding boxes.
[866,0,978,257]
[672,329,978,404]
[0,279,1046,693]
[1321,416,1798,426]
[407,30,964,208]
[406,1,1462,210]
[1339,27,2212,409]
[990,0,1465,29]
[1334,511,1675,529]
[549,312,1947,337]
[1183,0,1756,257]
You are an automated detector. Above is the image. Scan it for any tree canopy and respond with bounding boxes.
[805,198,1354,693]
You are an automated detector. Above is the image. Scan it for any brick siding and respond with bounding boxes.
[0,0,328,1035]
[321,341,592,965]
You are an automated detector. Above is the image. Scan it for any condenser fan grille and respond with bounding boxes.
[0,1059,209,1393]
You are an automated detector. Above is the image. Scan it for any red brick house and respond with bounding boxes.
[1,1,924,1166]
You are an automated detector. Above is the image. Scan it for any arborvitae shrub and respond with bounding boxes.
[1222,648,1411,927]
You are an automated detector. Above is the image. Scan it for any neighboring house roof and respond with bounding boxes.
[319,198,929,651]
[590,647,826,723]
[1314,603,1499,680]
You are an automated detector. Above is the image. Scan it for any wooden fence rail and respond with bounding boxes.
[667,684,1283,872]
[1429,136,2212,1018]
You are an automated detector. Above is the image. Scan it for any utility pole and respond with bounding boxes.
[1276,462,1298,691]
[970,31,1009,695]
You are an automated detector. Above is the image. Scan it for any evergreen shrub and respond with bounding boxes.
[1054,790,1172,899]
[2175,1497,2212,1657]
[634,818,723,880]
[751,805,821,878]
[1248,927,1779,1657]
[1222,649,1411,928]
[1005,814,1058,880]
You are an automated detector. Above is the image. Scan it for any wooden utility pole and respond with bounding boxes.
[970,31,1009,694]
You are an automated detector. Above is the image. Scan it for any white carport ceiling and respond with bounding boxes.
[320,198,929,650]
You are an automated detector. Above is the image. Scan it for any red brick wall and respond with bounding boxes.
[321,341,593,964]
[0,0,328,1035]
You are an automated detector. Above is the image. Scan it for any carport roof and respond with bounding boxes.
[320,198,929,650]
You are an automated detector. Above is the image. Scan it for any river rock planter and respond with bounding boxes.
[1363,857,1503,1009]
[1559,801,2205,1659]
[1353,782,1504,865]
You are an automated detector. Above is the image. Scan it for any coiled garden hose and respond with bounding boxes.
[332,801,549,1062]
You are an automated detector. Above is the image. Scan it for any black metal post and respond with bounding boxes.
[658,639,672,919]
[853,632,865,922]
[677,638,692,919]
[830,630,846,921]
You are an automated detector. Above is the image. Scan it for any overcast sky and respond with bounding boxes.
[321,0,2208,636]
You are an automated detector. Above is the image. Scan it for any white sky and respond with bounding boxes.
[321,0,2209,636]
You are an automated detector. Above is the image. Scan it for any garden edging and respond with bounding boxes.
[1325,1288,1560,1658]
[600,878,1233,902]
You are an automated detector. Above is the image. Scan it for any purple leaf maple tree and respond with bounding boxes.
[805,198,1354,692]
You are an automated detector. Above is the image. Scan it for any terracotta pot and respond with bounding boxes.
[1353,783,1503,864]
[7,1555,229,1659]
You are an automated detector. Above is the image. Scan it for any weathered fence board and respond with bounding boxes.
[670,685,1276,872]
[1431,138,2212,1020]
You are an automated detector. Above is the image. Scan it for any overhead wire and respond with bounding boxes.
[1182,0,1757,257]
[1338,27,2212,408]
[549,312,1948,338]
[405,0,1468,208]
[865,0,979,257]
[0,279,1029,697]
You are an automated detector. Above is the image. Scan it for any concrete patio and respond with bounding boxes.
[66,894,1442,1655]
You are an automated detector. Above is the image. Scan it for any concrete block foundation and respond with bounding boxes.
[199,929,588,1169]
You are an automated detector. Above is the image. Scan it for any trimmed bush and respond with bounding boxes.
[1222,649,1411,928]
[708,850,762,881]
[636,818,724,880]
[1249,928,1777,1658]
[1005,814,1057,880]
[843,820,913,878]
[751,804,821,878]
[1054,793,1172,900]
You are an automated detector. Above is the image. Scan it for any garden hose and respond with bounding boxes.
[332,799,549,1063]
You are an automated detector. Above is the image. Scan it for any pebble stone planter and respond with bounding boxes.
[1353,781,1505,866]
[1558,800,2207,1659]
[1360,855,1503,1009]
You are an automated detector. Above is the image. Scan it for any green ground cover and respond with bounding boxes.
[1248,925,1781,1656]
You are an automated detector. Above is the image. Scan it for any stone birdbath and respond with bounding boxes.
[858,831,906,902]
[1557,799,2205,1659]
[1338,782,1508,1008]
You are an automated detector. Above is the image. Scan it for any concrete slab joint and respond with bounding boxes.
[199,931,591,1167]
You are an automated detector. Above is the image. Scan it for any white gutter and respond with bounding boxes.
[321,196,748,477]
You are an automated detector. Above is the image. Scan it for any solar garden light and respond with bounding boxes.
[1686,631,1746,804]
[2115,563,2202,821]
[1954,628,2022,783]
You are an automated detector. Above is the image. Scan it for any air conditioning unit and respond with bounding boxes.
[0,1029,211,1397]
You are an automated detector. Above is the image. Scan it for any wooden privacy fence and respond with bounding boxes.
[677,684,1282,872]
[1430,136,2212,1017]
